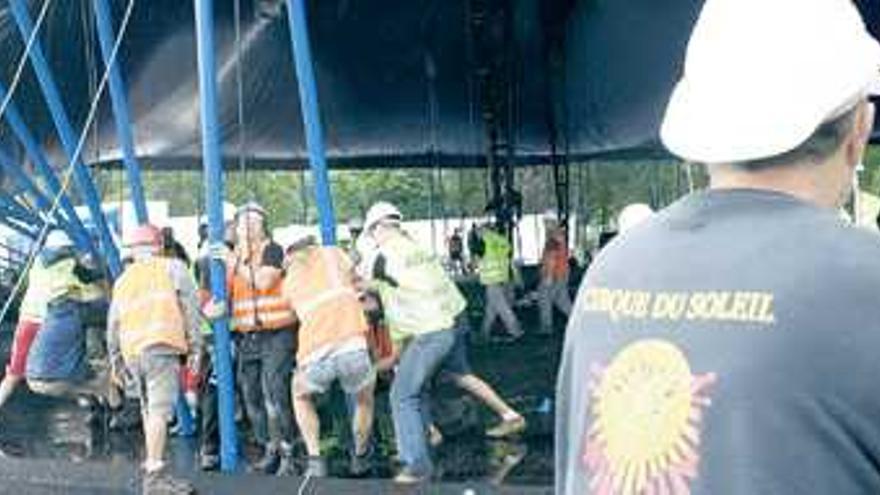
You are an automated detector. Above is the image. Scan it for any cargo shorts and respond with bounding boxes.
[129,349,181,422]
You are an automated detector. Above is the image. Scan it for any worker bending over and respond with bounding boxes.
[284,235,376,478]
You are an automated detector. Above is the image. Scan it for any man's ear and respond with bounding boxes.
[845,101,875,169]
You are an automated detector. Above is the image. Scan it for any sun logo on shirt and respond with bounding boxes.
[583,339,716,495]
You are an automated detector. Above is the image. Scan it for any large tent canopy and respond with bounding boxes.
[0,0,876,173]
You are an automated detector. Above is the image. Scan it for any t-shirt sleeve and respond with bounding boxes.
[261,242,285,269]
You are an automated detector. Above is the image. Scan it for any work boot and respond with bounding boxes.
[250,445,280,474]
[198,447,219,471]
[304,456,327,478]
[142,469,196,495]
[275,443,297,477]
[349,446,373,477]
[486,416,527,439]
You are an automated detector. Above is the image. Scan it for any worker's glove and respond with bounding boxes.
[202,298,227,321]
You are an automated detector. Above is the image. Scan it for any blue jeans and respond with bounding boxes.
[390,327,456,476]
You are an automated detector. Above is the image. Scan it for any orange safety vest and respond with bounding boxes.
[229,261,296,332]
[542,238,570,281]
[113,257,188,363]
[284,247,368,362]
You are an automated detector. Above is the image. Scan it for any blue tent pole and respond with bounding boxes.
[0,82,94,254]
[284,0,336,245]
[0,146,72,232]
[0,193,44,227]
[92,0,148,225]
[194,0,239,472]
[8,0,121,278]
[0,215,37,239]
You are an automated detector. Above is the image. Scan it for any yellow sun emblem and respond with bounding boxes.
[583,340,716,495]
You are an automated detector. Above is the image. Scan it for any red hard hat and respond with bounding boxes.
[125,224,161,248]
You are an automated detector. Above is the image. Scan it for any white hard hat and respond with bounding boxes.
[364,202,402,232]
[542,209,558,222]
[44,229,73,250]
[617,203,654,233]
[660,0,880,164]
[235,201,266,220]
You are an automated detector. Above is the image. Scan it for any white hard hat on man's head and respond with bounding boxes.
[660,0,880,164]
[364,202,402,232]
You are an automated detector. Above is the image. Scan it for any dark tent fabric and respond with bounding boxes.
[0,0,876,174]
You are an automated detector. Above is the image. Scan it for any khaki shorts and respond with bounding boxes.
[128,350,181,421]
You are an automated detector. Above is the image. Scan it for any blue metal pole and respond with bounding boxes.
[0,81,93,253]
[284,0,337,245]
[0,193,43,226]
[92,0,148,225]
[0,214,37,239]
[8,0,121,278]
[0,146,63,225]
[194,0,238,472]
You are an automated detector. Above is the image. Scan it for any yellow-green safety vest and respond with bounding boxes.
[376,232,466,339]
[478,230,512,286]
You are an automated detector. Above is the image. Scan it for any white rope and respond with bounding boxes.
[0,0,137,328]
[0,0,54,123]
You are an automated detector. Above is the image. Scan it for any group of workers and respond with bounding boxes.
[0,194,581,493]
[446,218,574,342]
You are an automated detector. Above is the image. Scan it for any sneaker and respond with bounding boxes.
[393,467,429,484]
[142,469,196,495]
[485,416,527,439]
[428,424,444,447]
[250,446,280,474]
[303,456,327,478]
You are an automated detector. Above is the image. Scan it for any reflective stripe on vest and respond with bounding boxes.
[114,258,188,362]
[286,247,368,361]
[229,270,294,332]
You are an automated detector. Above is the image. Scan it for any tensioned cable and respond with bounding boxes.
[0,0,137,328]
[0,0,54,124]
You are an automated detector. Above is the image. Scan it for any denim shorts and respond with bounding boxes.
[295,348,374,396]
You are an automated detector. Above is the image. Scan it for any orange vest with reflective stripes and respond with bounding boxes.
[113,258,188,362]
[284,247,368,362]
[229,262,296,333]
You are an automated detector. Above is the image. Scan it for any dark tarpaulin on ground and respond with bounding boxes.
[0,0,876,177]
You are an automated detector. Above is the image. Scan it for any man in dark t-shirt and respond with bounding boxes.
[556,1,880,494]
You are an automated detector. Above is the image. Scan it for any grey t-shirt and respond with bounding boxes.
[557,189,880,495]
